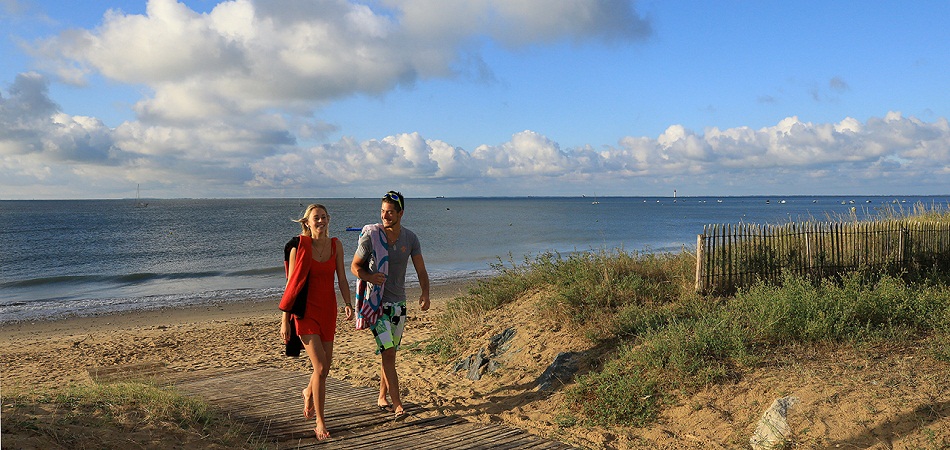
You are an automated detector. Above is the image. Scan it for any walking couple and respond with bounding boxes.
[278,190,430,440]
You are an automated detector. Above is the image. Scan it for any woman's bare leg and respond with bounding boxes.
[301,334,333,440]
[317,340,333,428]
[302,384,315,419]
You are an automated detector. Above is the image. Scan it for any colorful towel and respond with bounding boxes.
[354,224,389,330]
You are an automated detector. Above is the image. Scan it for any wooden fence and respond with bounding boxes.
[695,221,950,295]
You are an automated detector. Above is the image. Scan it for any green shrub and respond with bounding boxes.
[428,238,950,429]
[567,352,661,426]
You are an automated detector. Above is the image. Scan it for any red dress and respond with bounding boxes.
[295,237,339,341]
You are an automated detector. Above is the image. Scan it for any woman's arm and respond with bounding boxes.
[334,239,353,319]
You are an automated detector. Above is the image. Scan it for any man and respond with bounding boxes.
[351,190,430,420]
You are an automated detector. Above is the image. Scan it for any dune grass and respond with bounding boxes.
[1,381,268,449]
[430,209,950,427]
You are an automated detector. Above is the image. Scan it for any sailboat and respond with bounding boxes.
[134,184,148,208]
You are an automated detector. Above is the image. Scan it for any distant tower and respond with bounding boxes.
[673,189,677,202]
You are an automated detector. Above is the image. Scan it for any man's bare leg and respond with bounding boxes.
[380,348,403,415]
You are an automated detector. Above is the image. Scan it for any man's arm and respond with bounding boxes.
[411,253,430,311]
[351,253,387,285]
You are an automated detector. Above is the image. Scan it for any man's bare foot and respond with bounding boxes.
[302,388,315,420]
[314,424,330,440]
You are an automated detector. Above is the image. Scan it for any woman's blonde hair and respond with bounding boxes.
[293,204,330,237]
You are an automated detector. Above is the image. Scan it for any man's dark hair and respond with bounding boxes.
[382,190,404,212]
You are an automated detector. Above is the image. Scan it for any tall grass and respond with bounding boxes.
[2,381,266,449]
[430,247,950,427]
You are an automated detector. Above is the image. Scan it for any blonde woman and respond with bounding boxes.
[280,204,353,440]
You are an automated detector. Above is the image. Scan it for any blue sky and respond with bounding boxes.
[1,0,948,199]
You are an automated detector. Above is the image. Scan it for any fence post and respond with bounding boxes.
[805,223,813,281]
[696,233,705,294]
[899,224,907,273]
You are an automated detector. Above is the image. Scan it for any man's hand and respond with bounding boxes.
[367,272,387,285]
[419,294,430,311]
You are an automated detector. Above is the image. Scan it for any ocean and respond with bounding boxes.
[1,195,946,323]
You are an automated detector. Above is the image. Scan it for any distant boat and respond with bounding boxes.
[134,184,148,208]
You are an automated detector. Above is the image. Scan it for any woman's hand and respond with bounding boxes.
[344,305,353,320]
[280,319,290,343]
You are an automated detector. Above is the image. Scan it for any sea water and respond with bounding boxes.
[1,195,945,323]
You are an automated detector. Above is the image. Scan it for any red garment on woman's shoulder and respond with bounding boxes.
[279,235,311,313]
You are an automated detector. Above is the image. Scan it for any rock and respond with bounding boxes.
[749,396,799,450]
[453,356,471,373]
[535,351,581,392]
[467,348,487,380]
[456,328,517,381]
[488,327,516,353]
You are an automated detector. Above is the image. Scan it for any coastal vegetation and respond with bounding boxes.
[1,382,264,448]
[429,203,950,429]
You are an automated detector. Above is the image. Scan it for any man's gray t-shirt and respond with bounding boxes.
[355,227,421,305]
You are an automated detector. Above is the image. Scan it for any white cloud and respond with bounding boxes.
[239,112,950,197]
[391,0,650,46]
[472,130,570,176]
[2,1,948,198]
[29,0,651,124]
[3,72,949,197]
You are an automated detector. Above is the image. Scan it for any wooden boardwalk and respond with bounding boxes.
[169,368,575,449]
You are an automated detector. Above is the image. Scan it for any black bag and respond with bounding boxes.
[283,236,308,357]
[285,320,304,357]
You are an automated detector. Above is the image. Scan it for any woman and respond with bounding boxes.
[280,204,353,440]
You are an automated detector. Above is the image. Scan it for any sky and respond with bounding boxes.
[1,0,948,200]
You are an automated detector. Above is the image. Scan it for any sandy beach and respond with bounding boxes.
[3,280,949,449]
[0,283,471,389]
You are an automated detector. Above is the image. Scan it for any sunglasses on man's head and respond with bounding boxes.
[383,192,403,210]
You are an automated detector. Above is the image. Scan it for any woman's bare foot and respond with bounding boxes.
[393,406,409,421]
[302,388,315,420]
[314,424,330,440]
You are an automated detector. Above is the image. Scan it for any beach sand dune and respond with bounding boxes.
[2,282,948,449]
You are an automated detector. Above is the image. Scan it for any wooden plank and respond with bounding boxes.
[87,361,168,383]
[169,367,575,449]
